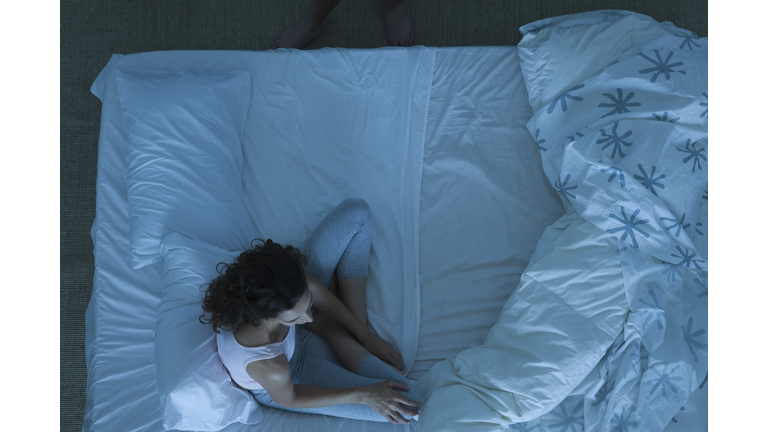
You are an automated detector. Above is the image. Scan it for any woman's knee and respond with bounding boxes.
[339,198,370,226]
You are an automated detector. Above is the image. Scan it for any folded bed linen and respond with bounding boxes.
[86,45,564,432]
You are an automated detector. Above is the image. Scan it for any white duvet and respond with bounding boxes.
[414,11,707,432]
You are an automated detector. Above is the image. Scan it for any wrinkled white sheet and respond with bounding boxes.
[413,47,563,380]
[236,47,434,371]
[87,47,433,432]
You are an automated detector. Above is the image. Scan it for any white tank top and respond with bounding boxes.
[216,325,296,390]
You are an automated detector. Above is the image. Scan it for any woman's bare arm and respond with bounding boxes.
[305,273,405,372]
[246,354,419,424]
[305,274,369,341]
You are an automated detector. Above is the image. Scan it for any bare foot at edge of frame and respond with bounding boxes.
[270,16,329,50]
[383,2,414,47]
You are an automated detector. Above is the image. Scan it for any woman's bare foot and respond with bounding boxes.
[383,1,414,47]
[270,16,329,50]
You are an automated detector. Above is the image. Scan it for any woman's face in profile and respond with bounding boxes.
[276,290,314,326]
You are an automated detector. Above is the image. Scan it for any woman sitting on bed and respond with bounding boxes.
[200,198,422,424]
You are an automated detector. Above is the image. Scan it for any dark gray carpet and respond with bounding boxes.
[60,1,706,430]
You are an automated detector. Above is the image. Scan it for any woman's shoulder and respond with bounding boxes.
[244,350,292,385]
[233,322,291,348]
[232,323,268,347]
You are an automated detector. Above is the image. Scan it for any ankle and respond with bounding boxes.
[306,12,330,30]
[304,17,326,32]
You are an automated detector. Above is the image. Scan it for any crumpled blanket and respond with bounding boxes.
[415,10,707,432]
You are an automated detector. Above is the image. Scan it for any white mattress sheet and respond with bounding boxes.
[88,47,427,432]
[412,47,563,380]
[85,46,563,432]
[236,47,434,371]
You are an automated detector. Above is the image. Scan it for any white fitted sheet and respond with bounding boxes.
[413,47,563,379]
[236,47,434,371]
[85,46,563,432]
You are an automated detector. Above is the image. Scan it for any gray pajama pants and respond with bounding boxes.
[302,197,372,287]
[250,198,421,422]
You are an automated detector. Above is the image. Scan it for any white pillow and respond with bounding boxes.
[155,232,261,431]
[116,67,255,269]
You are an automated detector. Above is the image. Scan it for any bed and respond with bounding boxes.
[84,10,707,432]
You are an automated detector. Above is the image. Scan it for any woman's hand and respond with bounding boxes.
[362,333,405,374]
[360,381,421,424]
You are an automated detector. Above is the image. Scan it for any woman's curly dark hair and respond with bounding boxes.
[199,239,309,334]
